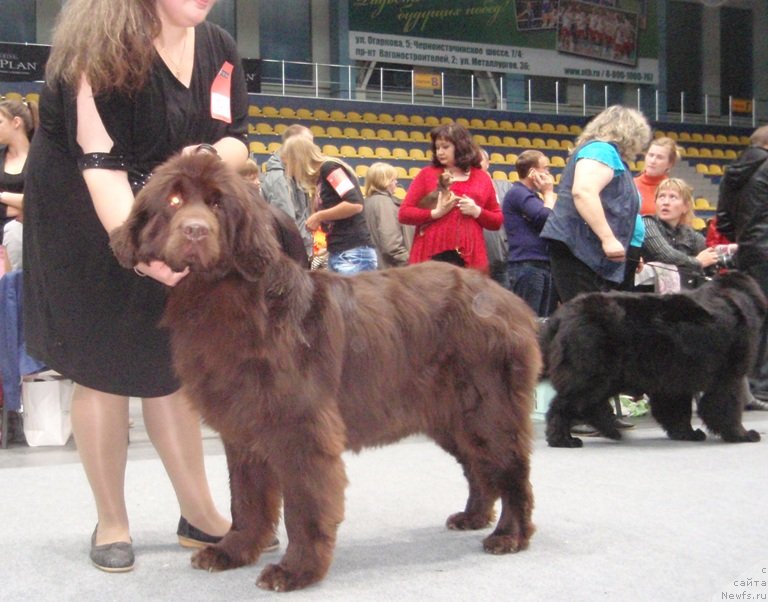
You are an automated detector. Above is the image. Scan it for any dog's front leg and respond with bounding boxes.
[257,443,348,592]
[192,440,282,571]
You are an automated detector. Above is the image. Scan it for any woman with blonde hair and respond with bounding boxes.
[362,162,413,268]
[641,178,718,289]
[635,136,682,216]
[281,136,376,274]
[541,105,651,302]
[22,0,249,571]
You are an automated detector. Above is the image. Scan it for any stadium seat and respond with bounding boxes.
[408,166,422,178]
[726,135,741,145]
[424,116,440,126]
[362,112,379,123]
[274,123,288,135]
[249,141,268,154]
[392,148,409,160]
[678,132,691,142]
[724,149,738,159]
[740,136,751,145]
[339,145,357,157]
[505,153,519,164]
[696,163,710,175]
[691,133,704,142]
[546,139,561,149]
[470,118,485,130]
[473,134,488,145]
[310,125,326,137]
[499,120,514,130]
[393,114,410,125]
[347,111,364,122]
[409,130,427,142]
[393,130,410,141]
[375,146,393,159]
[703,134,716,144]
[357,146,375,158]
[698,148,713,158]
[541,123,556,133]
[360,127,377,139]
[686,147,699,158]
[508,171,520,182]
[560,140,574,151]
[490,152,506,164]
[517,137,532,148]
[296,108,313,120]
[708,164,724,176]
[248,105,261,117]
[551,156,566,167]
[278,107,296,119]
[694,197,712,210]
[395,166,408,179]
[409,148,427,160]
[711,148,725,158]
[314,109,330,120]
[691,217,706,230]
[513,121,528,131]
[330,110,346,122]
[555,124,569,134]
[379,113,394,124]
[255,123,274,135]
[267,141,282,153]
[355,164,369,179]
[326,126,344,138]
[394,186,407,199]
[528,122,542,132]
[322,144,341,157]
[343,127,361,138]
[492,170,508,181]
[486,119,500,129]
[502,136,517,146]
[376,128,394,140]
[715,134,728,144]
[410,115,425,126]
[261,106,279,117]
[569,124,582,135]
[487,135,502,146]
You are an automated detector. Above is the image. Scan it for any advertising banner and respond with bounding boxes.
[349,0,657,85]
[0,42,49,82]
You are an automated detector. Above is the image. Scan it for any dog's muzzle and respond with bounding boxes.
[181,218,210,242]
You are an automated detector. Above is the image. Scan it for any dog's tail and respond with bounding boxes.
[536,315,558,378]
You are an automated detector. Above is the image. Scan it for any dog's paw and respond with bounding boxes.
[482,533,529,554]
[446,511,494,531]
[722,429,761,443]
[546,436,584,448]
[668,428,706,441]
[191,545,246,572]
[257,563,318,592]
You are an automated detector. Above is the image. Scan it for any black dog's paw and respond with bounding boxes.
[721,429,761,443]
[547,436,584,448]
[668,428,706,441]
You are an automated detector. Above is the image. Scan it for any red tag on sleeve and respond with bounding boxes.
[326,167,355,198]
[210,61,233,123]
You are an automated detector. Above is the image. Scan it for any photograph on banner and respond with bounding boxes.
[556,0,639,67]
[514,0,616,32]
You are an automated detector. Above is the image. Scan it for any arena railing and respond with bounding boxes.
[259,58,764,129]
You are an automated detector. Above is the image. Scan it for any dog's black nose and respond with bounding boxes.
[181,219,209,241]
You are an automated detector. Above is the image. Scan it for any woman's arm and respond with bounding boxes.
[642,218,713,269]
[0,191,23,213]
[376,197,410,265]
[571,158,625,261]
[399,168,439,225]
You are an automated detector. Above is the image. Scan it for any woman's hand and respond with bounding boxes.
[135,260,189,286]
[696,247,719,268]
[306,212,322,231]
[430,191,457,219]
[457,195,481,218]
[601,236,626,262]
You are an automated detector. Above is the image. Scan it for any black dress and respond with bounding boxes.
[22,22,249,397]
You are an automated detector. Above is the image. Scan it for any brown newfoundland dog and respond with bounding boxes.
[110,153,541,592]
[542,272,767,448]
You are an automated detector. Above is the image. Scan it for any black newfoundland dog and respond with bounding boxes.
[110,153,541,591]
[542,272,766,448]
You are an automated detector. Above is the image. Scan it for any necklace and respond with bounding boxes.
[160,29,189,78]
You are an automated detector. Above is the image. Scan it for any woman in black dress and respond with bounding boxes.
[23,0,249,572]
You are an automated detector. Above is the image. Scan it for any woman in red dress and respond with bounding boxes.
[398,123,502,271]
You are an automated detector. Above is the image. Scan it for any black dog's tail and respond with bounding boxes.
[536,315,559,379]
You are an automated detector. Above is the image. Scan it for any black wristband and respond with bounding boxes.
[195,143,219,157]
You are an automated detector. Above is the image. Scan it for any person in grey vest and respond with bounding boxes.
[261,124,314,259]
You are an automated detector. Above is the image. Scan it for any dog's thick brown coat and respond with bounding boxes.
[110,154,540,592]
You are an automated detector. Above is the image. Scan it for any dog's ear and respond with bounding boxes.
[218,175,282,280]
[109,207,149,269]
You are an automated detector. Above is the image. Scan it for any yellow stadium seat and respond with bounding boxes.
[546,139,561,150]
[261,106,279,117]
[696,163,710,175]
[541,123,556,133]
[454,117,468,127]
[569,124,582,135]
[410,115,425,126]
[378,113,394,124]
[330,110,346,122]
[309,125,326,137]
[343,127,361,138]
[499,120,514,130]
[339,145,357,157]
[505,153,519,164]
[513,121,528,131]
[249,141,267,154]
[322,144,341,157]
[376,128,394,140]
[528,122,542,132]
[362,112,379,123]
[392,114,409,125]
[394,186,407,199]
[560,140,574,151]
[726,135,741,145]
[424,116,440,126]
[375,146,393,159]
[490,152,506,164]
[703,134,716,144]
[502,136,517,146]
[473,134,488,146]
[326,126,344,138]
[22,92,38,105]
[394,166,409,180]
[392,148,409,160]
[267,141,282,153]
[694,197,712,210]
[393,129,410,141]
[487,135,502,146]
[551,156,566,167]
[708,164,724,176]
[274,123,288,135]
[314,109,330,120]
[248,105,261,117]
[531,138,547,148]
[409,148,427,161]
[711,149,725,158]
[296,108,313,120]
[360,128,376,139]
[409,166,422,178]
[409,130,426,142]
[278,107,296,119]
[715,134,728,144]
[691,217,706,231]
[678,132,691,142]
[508,171,520,182]
[698,148,713,158]
[740,136,751,145]
[686,147,699,158]
[635,160,645,171]
[516,137,532,148]
[255,123,274,135]
[347,111,363,122]
[492,170,508,181]
[486,119,500,129]
[355,164,369,179]
[691,133,704,142]
[470,118,485,130]
[555,124,570,134]
[357,146,375,158]
[724,149,738,159]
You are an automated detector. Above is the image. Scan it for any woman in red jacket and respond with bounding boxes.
[398,123,502,271]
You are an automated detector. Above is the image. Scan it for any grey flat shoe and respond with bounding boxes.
[90,526,134,573]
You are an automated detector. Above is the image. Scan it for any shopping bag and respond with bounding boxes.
[21,375,74,446]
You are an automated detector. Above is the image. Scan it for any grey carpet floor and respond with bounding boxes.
[1,404,767,601]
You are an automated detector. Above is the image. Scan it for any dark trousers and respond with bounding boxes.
[742,262,768,395]
[508,260,559,317]
[548,240,618,303]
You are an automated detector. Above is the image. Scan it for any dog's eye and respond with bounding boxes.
[168,195,183,208]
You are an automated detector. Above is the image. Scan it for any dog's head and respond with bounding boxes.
[437,171,454,191]
[110,153,280,280]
